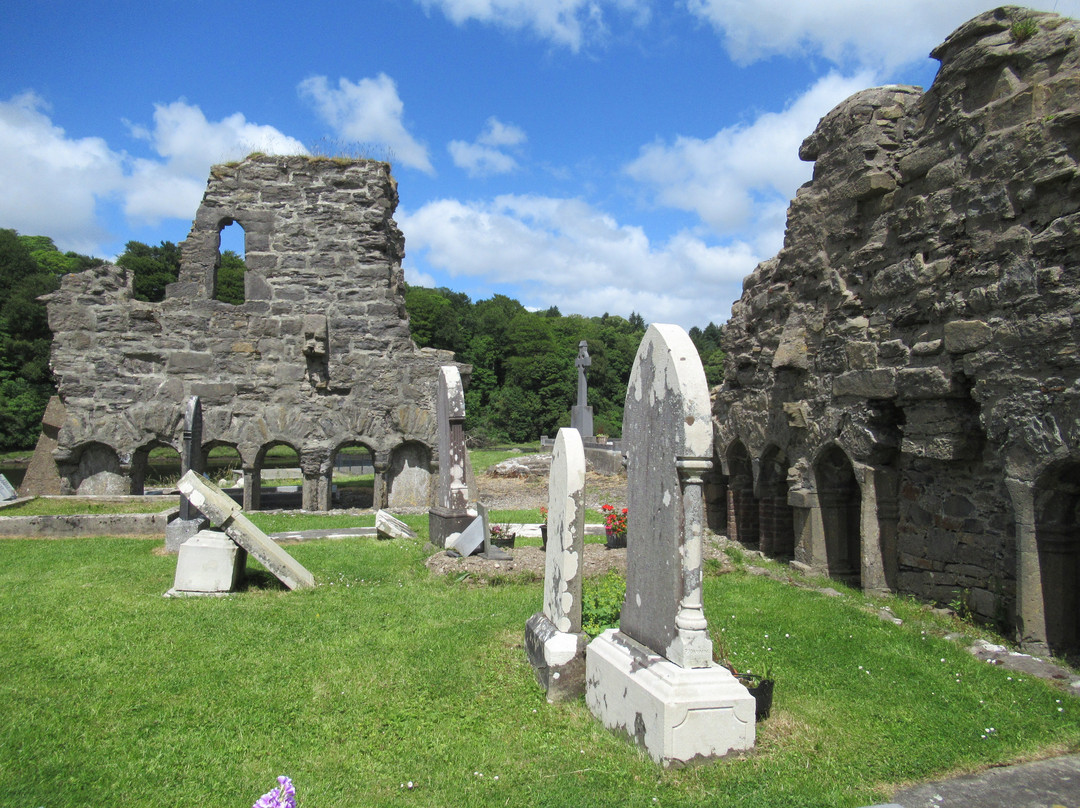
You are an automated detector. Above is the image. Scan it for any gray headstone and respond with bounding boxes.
[436,366,468,513]
[620,324,714,668]
[0,474,16,502]
[429,366,474,546]
[178,396,205,521]
[177,470,314,590]
[544,428,586,633]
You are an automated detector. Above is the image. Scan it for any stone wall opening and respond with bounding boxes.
[726,441,758,546]
[131,442,182,495]
[704,448,728,535]
[1035,460,1080,657]
[61,442,126,496]
[815,445,861,586]
[759,445,795,557]
[256,441,301,510]
[214,219,247,305]
[331,442,375,509]
[204,443,243,495]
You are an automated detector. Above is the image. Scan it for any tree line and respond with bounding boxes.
[0,228,725,450]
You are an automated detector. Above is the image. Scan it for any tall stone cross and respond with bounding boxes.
[571,340,594,438]
[428,365,475,547]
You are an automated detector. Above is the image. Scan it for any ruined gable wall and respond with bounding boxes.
[46,155,454,499]
[714,7,1080,634]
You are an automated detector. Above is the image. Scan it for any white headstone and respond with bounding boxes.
[376,509,417,540]
[0,474,16,502]
[585,324,754,765]
[525,428,588,701]
[446,510,486,557]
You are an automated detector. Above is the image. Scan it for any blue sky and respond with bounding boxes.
[3,0,1077,328]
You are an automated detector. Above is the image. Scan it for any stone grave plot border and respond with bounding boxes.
[177,470,315,591]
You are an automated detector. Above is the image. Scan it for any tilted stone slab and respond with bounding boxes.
[177,470,314,590]
[0,475,15,502]
[376,509,417,540]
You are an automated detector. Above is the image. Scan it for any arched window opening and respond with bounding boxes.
[387,441,432,509]
[331,442,376,509]
[214,220,247,305]
[1035,461,1080,658]
[759,446,795,558]
[205,444,244,504]
[815,445,861,586]
[257,442,301,511]
[727,441,758,546]
[132,442,182,495]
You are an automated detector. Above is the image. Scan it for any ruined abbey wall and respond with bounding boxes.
[45,155,457,510]
[712,7,1080,654]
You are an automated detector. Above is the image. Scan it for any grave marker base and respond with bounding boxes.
[586,629,755,767]
[525,612,587,701]
[165,530,247,597]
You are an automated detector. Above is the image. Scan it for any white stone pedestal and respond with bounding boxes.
[165,530,246,597]
[585,629,755,766]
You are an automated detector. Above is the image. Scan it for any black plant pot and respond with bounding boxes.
[605,527,626,549]
[739,674,775,721]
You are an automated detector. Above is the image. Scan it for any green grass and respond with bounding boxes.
[0,498,173,516]
[0,528,1076,808]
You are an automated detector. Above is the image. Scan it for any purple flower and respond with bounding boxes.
[253,776,297,808]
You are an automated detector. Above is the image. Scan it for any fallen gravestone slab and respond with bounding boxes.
[177,470,315,591]
[376,509,417,540]
[0,474,16,502]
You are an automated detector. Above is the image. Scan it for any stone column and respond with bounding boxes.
[1006,477,1048,653]
[300,451,323,512]
[243,466,261,511]
[854,461,889,596]
[671,456,713,667]
[372,451,391,510]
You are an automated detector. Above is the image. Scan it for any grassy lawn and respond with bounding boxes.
[0,498,174,516]
[0,518,1076,808]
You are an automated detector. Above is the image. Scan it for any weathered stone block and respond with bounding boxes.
[943,320,993,353]
[832,369,897,398]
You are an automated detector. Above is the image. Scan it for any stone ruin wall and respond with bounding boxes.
[45,155,459,510]
[712,7,1080,654]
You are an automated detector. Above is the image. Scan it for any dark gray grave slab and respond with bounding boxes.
[429,366,474,546]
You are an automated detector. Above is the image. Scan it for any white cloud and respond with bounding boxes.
[126,101,306,222]
[624,70,874,252]
[0,92,306,252]
[298,74,434,174]
[414,0,650,51]
[399,194,756,326]
[0,92,125,254]
[684,0,993,69]
[448,117,527,177]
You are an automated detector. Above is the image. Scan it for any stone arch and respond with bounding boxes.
[1034,459,1080,656]
[814,444,862,586]
[726,440,758,545]
[202,441,244,492]
[704,438,728,534]
[329,440,377,510]
[758,444,795,557]
[130,439,182,495]
[387,440,433,509]
[254,440,302,511]
[61,441,127,495]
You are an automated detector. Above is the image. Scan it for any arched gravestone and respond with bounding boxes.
[586,324,754,766]
[525,427,588,701]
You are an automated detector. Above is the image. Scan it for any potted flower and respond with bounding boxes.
[600,504,627,549]
[539,505,548,550]
[729,662,775,721]
[489,522,516,550]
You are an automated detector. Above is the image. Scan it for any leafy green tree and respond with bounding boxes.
[117,240,182,302]
[215,250,246,305]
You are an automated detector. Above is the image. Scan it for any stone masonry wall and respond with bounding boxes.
[713,7,1080,651]
[45,155,457,508]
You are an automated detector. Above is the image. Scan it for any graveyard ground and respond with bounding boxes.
[0,499,1077,808]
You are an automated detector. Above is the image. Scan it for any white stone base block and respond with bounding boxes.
[166,530,246,597]
[525,612,588,702]
[585,629,755,766]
